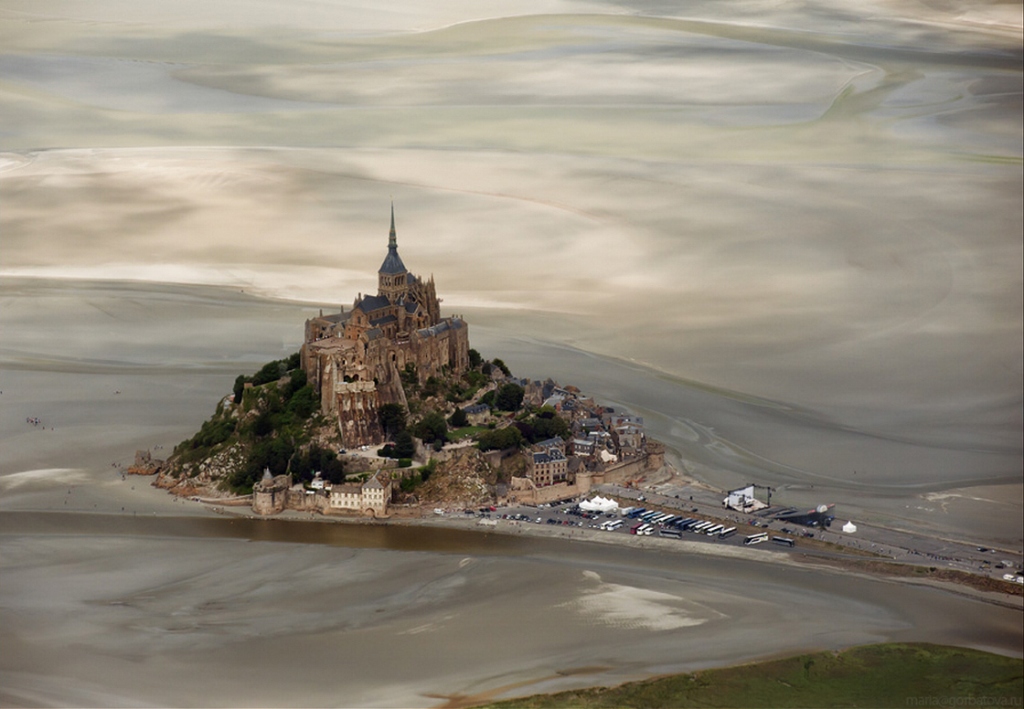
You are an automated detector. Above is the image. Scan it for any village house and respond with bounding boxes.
[527,437,569,487]
[329,472,391,516]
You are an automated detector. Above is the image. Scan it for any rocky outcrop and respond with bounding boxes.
[417,449,494,507]
[155,442,245,498]
[127,449,166,476]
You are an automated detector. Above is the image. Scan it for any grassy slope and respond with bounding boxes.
[482,644,1023,709]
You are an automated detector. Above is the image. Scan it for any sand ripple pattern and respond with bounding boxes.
[563,570,723,631]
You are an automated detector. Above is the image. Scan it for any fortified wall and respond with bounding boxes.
[505,447,664,506]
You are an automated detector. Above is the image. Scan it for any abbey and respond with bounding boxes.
[301,206,470,448]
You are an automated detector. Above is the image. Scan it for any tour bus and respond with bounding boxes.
[772,536,796,547]
[641,511,661,522]
[744,532,769,545]
[651,513,671,524]
[718,527,738,539]
[674,517,695,529]
[660,515,679,526]
[606,520,624,531]
[705,524,725,536]
[692,521,713,533]
[637,523,653,535]
[659,528,682,538]
[630,522,644,534]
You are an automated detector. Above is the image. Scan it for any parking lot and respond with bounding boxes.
[469,500,801,555]
[458,496,1024,584]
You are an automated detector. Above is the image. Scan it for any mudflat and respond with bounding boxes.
[0,0,1020,705]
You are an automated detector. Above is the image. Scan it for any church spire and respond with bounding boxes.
[389,201,397,249]
[378,203,408,301]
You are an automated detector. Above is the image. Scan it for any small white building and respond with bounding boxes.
[723,485,768,512]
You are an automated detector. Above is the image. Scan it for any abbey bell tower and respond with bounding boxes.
[378,203,409,303]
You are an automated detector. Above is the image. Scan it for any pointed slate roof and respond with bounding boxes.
[379,203,408,276]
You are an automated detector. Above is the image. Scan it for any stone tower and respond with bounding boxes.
[378,203,409,303]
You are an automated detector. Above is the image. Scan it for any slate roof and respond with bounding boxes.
[535,437,565,451]
[533,448,566,464]
[355,294,391,313]
[418,321,450,337]
[379,244,407,275]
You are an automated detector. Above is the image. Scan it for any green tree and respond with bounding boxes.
[252,359,286,386]
[477,426,523,451]
[422,376,442,398]
[463,369,487,388]
[530,412,569,441]
[233,375,247,404]
[413,412,448,444]
[448,407,469,428]
[495,382,524,412]
[468,349,483,368]
[492,358,511,377]
[394,429,416,458]
[286,384,317,419]
[378,403,407,436]
[288,367,307,392]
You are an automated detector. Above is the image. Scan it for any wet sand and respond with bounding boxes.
[1,0,1021,705]
[2,512,1021,708]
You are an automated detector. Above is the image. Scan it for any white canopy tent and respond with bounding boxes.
[579,496,619,513]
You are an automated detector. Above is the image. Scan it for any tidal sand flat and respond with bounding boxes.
[2,514,1021,708]
[0,0,1021,705]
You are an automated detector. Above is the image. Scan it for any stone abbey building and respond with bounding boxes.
[301,207,471,447]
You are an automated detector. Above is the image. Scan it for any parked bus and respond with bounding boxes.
[659,528,682,538]
[630,522,644,534]
[718,527,737,539]
[691,521,713,533]
[772,536,796,547]
[638,523,653,535]
[744,532,769,545]
[705,524,724,536]
[606,520,623,531]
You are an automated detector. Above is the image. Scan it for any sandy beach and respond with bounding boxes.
[1,0,1021,705]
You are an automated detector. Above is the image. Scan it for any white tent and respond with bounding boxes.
[579,496,619,513]
[842,521,857,533]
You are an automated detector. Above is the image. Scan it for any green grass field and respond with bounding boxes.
[448,425,490,441]
[481,644,1023,708]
